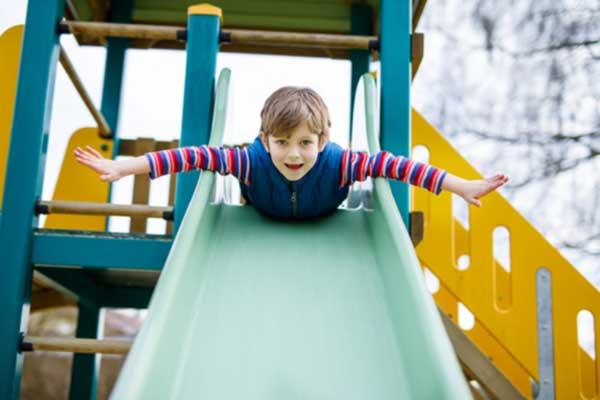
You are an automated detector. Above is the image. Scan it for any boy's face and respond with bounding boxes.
[260,121,325,181]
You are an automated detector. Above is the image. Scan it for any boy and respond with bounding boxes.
[74,87,508,219]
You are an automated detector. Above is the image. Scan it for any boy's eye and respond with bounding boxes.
[276,139,287,145]
[301,140,313,146]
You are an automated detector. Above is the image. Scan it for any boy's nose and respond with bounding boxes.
[287,147,301,159]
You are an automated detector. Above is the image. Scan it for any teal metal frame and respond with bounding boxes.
[379,0,412,227]
[69,304,102,400]
[174,11,221,230]
[0,1,420,398]
[32,230,171,270]
[0,0,65,398]
[349,3,373,143]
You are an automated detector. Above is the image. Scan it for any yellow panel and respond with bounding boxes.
[44,127,113,231]
[0,25,23,208]
[412,108,600,399]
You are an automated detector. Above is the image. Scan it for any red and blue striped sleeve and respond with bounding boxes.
[339,149,447,195]
[145,146,251,185]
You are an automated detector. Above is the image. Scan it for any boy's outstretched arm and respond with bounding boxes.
[441,172,508,208]
[74,145,250,184]
[339,150,508,208]
[74,146,149,182]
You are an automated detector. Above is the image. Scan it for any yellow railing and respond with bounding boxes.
[412,109,600,399]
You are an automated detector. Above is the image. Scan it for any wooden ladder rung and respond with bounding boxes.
[36,200,173,220]
[21,335,131,355]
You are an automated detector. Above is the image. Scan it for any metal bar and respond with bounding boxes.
[59,21,378,50]
[0,0,66,397]
[535,268,556,399]
[36,200,173,219]
[380,0,412,227]
[23,336,130,355]
[59,46,111,137]
[32,230,172,270]
[174,9,220,231]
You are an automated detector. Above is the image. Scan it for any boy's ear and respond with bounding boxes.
[259,131,270,153]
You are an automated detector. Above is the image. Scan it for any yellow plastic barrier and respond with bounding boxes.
[44,127,112,230]
[0,25,23,208]
[412,109,599,399]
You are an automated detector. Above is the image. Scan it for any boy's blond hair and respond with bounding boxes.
[260,86,331,144]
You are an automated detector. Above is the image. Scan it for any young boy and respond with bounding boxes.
[74,87,508,219]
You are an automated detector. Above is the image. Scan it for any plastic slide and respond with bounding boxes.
[111,69,472,399]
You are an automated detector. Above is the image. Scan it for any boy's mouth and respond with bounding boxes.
[285,163,304,170]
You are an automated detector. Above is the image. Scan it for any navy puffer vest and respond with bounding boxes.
[240,136,350,220]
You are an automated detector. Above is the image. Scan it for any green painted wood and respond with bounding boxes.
[380,0,412,228]
[69,0,383,34]
[0,0,65,397]
[349,3,372,142]
[174,10,220,231]
[69,303,101,400]
[32,230,172,270]
[110,73,471,399]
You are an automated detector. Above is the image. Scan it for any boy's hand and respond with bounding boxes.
[74,145,123,182]
[459,174,509,208]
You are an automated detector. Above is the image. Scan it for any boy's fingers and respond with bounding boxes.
[86,145,103,159]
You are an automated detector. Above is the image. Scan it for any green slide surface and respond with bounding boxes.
[111,70,472,399]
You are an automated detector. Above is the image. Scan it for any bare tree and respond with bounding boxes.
[413,0,600,280]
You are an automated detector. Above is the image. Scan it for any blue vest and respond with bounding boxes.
[240,137,350,219]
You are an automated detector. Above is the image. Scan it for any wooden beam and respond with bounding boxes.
[131,138,156,233]
[22,336,131,355]
[412,0,429,32]
[439,309,526,400]
[59,46,111,137]
[411,33,424,79]
[36,200,173,220]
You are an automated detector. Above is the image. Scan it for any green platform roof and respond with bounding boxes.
[66,0,427,57]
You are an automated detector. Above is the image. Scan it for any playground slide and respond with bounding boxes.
[110,70,472,399]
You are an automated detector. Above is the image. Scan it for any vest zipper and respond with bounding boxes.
[291,185,298,216]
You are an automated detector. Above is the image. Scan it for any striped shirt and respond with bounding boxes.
[145,145,447,195]
[145,145,250,185]
[338,149,447,195]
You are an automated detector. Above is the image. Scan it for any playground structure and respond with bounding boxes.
[0,1,598,399]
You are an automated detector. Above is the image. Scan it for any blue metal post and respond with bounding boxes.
[100,0,133,137]
[100,0,132,233]
[380,0,412,227]
[349,3,372,143]
[0,0,65,398]
[69,304,102,400]
[174,5,221,231]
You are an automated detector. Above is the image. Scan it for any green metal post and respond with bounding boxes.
[380,0,412,227]
[0,0,65,398]
[174,6,221,231]
[349,3,372,143]
[69,304,102,400]
[100,0,132,231]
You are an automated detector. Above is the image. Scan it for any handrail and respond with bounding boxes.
[412,109,600,399]
[110,68,231,398]
[21,335,131,355]
[59,46,111,137]
[36,200,173,220]
[58,21,378,50]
